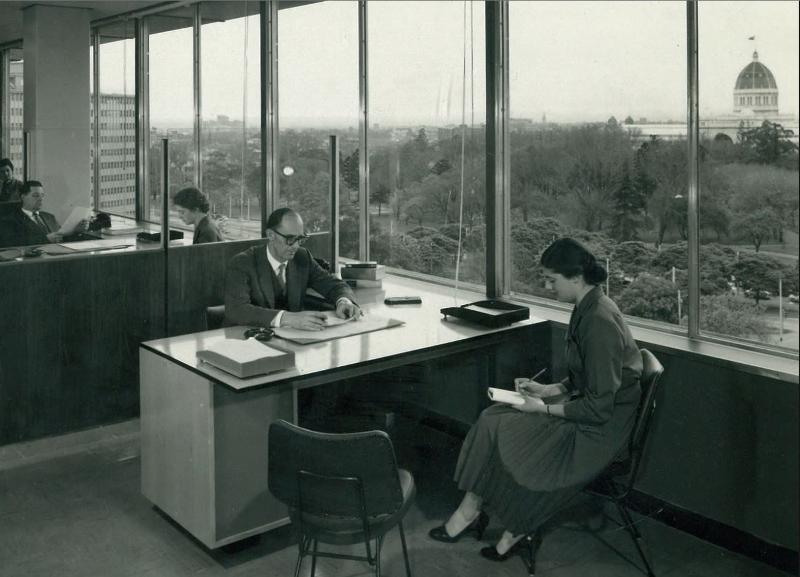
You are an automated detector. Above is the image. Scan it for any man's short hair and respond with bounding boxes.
[0,158,14,171]
[266,207,299,230]
[21,180,43,195]
[173,186,210,213]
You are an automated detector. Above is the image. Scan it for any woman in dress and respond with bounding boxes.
[173,186,223,244]
[429,237,643,561]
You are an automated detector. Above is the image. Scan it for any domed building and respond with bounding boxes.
[733,51,779,115]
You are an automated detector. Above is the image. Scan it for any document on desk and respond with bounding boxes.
[57,206,92,234]
[58,239,134,252]
[274,312,404,344]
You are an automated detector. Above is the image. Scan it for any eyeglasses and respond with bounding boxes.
[271,229,309,246]
[244,327,275,342]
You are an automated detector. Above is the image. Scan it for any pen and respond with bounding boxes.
[529,367,547,382]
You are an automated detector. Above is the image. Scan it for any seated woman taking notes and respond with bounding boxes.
[429,237,642,561]
[173,187,223,244]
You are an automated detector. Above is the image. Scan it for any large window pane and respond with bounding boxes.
[509,1,687,328]
[698,1,799,351]
[94,22,136,217]
[147,9,196,224]
[279,1,359,261]
[3,53,24,177]
[369,1,486,283]
[200,1,261,241]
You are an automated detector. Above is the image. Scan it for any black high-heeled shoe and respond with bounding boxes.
[428,511,489,543]
[479,537,530,562]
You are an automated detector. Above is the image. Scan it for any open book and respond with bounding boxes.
[487,387,526,406]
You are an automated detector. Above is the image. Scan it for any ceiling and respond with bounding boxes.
[0,2,175,46]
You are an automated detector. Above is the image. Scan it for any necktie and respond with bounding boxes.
[276,263,286,296]
[33,212,50,233]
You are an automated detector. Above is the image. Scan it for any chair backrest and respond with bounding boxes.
[624,348,665,487]
[205,305,226,330]
[268,420,404,520]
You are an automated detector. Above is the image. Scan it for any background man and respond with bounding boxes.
[224,207,360,330]
[0,180,63,247]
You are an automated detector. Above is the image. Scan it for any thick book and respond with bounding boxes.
[487,387,526,406]
[341,264,385,281]
[345,278,383,288]
[197,338,295,378]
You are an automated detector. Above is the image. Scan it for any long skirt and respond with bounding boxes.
[454,403,635,535]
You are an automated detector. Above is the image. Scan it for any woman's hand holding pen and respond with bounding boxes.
[514,368,548,397]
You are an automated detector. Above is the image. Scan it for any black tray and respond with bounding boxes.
[440,299,529,328]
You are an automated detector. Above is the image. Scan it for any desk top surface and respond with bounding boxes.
[141,277,546,390]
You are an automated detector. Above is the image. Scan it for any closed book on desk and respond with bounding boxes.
[197,338,295,378]
[341,264,385,281]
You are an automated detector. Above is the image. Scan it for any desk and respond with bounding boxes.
[139,277,547,548]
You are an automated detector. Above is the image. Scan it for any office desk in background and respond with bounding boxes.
[139,278,547,548]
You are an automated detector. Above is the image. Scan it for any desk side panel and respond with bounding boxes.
[213,382,294,543]
[140,349,215,547]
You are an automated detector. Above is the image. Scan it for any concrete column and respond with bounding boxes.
[23,5,91,223]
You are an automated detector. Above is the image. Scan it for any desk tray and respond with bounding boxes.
[440,300,529,328]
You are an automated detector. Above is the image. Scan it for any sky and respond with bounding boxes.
[97,0,799,128]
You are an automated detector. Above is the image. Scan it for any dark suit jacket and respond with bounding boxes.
[194,215,223,244]
[224,245,355,327]
[0,209,59,248]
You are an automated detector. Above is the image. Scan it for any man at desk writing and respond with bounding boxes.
[225,208,361,330]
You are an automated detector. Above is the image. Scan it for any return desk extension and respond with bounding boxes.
[139,278,547,548]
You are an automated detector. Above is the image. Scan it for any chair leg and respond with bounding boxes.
[615,500,656,577]
[374,536,383,577]
[310,538,318,577]
[398,520,413,577]
[293,535,308,577]
[523,529,543,576]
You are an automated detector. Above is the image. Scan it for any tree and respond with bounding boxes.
[730,253,785,304]
[616,274,680,324]
[731,208,782,252]
[697,295,769,341]
[371,183,391,217]
[738,120,798,165]
[610,161,646,241]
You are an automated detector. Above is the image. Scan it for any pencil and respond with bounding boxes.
[529,367,547,382]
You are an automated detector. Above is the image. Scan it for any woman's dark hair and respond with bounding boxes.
[540,237,607,285]
[173,187,210,213]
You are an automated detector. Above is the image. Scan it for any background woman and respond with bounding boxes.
[173,187,223,244]
[429,237,643,562]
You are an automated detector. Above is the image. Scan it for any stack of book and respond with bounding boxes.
[341,262,385,288]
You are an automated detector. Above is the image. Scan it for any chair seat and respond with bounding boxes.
[289,469,416,546]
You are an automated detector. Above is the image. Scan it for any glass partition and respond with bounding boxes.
[93,21,136,217]
[200,1,261,241]
[278,1,359,260]
[147,8,196,224]
[509,1,687,329]
[368,1,486,283]
[698,1,799,351]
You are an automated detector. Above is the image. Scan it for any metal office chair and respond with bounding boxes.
[521,348,665,576]
[268,419,415,577]
[205,305,226,330]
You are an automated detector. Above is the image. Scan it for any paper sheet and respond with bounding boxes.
[274,314,403,344]
[58,206,92,234]
[487,387,526,406]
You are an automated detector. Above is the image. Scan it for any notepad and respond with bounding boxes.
[487,387,526,406]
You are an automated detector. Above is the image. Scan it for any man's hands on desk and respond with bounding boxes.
[280,299,363,331]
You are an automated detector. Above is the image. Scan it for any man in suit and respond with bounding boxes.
[0,180,63,248]
[224,207,361,330]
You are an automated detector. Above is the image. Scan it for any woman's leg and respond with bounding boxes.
[443,491,484,537]
[494,530,525,555]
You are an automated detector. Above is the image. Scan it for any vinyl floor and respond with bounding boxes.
[0,417,791,577]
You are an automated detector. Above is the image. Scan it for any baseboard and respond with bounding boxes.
[626,491,798,575]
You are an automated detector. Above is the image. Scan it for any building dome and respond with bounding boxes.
[735,51,777,90]
[733,51,778,115]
